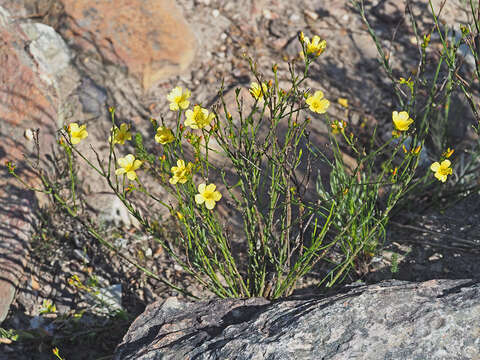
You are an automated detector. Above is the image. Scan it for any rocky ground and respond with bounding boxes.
[0,0,479,359]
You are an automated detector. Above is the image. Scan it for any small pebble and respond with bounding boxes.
[114,237,128,249]
[73,249,90,264]
[428,253,443,261]
[290,13,300,22]
[174,264,183,272]
[145,247,153,257]
[29,316,44,329]
[263,9,273,20]
[72,234,83,248]
[212,9,220,18]
[304,9,318,21]
[24,128,34,141]
[143,287,155,303]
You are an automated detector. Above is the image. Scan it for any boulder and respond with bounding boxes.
[60,0,197,91]
[0,5,59,323]
[115,279,480,359]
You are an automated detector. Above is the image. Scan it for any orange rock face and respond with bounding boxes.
[0,11,56,323]
[62,0,197,91]
[0,30,56,130]
[0,20,57,166]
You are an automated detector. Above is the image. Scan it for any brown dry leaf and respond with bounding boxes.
[154,246,163,257]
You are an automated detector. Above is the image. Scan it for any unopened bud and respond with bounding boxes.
[299,31,305,43]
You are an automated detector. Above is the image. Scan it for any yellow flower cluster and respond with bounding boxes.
[389,110,454,183]
[167,159,222,209]
[162,86,223,209]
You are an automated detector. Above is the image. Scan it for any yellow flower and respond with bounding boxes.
[304,35,327,57]
[185,105,215,129]
[392,111,414,132]
[306,90,330,114]
[68,123,88,145]
[249,82,268,101]
[155,126,174,144]
[115,154,142,181]
[195,183,222,210]
[109,123,132,145]
[167,86,191,111]
[169,159,193,184]
[337,98,349,108]
[430,159,452,183]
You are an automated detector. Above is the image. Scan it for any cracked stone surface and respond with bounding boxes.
[115,279,480,360]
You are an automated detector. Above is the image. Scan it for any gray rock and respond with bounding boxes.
[115,279,480,360]
[87,284,123,315]
[78,76,108,115]
[95,194,140,229]
[73,249,90,264]
[0,185,33,323]
[20,22,71,86]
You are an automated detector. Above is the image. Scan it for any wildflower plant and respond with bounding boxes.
[353,0,480,211]
[9,1,478,300]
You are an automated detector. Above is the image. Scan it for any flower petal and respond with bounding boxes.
[118,157,129,168]
[195,194,205,204]
[125,154,135,164]
[206,184,216,192]
[126,171,137,181]
[115,168,126,176]
[398,111,409,121]
[213,191,222,201]
[205,200,216,210]
[133,160,142,170]
[441,159,451,168]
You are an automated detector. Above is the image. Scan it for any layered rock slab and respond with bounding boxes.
[61,0,197,91]
[115,279,480,359]
[0,5,60,323]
